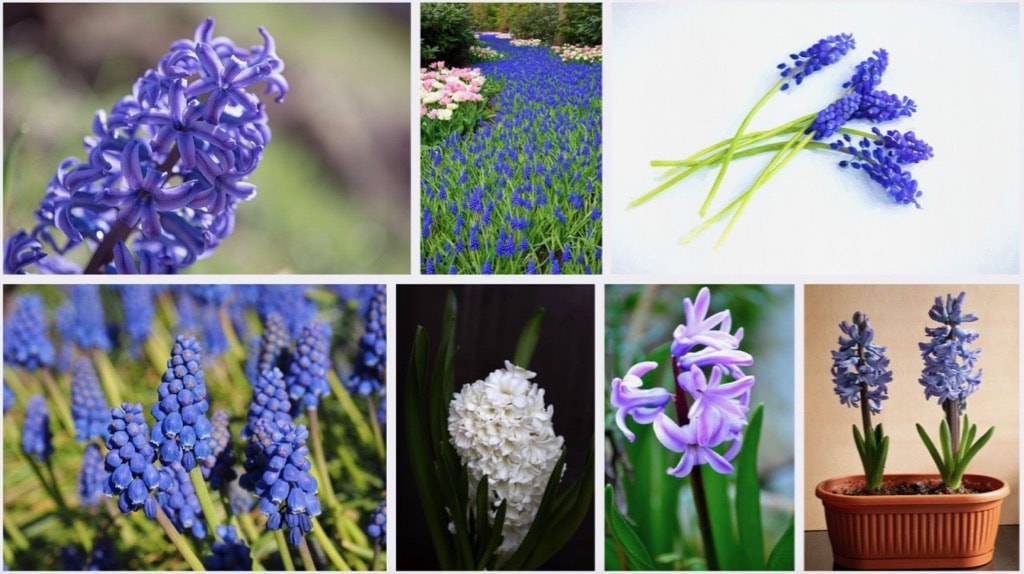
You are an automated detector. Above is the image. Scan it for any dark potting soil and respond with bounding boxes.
[842,479,983,496]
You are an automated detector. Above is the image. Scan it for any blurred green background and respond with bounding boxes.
[3,4,410,273]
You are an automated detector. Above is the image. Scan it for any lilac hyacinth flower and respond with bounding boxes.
[22,395,54,461]
[610,361,670,442]
[919,292,981,412]
[777,33,856,91]
[79,443,106,508]
[240,416,321,547]
[831,312,892,413]
[71,358,109,442]
[104,403,171,518]
[4,17,287,274]
[3,294,56,371]
[653,409,735,477]
[151,336,213,472]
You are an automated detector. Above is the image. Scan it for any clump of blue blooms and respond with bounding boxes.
[348,285,385,397]
[60,537,118,571]
[612,287,754,477]
[258,286,317,339]
[202,409,238,489]
[71,358,110,442]
[104,403,168,518]
[830,311,891,491]
[151,336,213,472]
[163,461,207,538]
[79,443,107,508]
[59,286,112,352]
[915,292,993,491]
[639,33,934,248]
[240,416,321,547]
[116,285,155,357]
[204,525,253,570]
[4,294,56,370]
[287,322,332,415]
[366,501,386,547]
[23,395,54,461]
[249,312,291,384]
[246,367,293,438]
[4,17,288,274]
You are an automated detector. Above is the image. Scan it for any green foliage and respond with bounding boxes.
[852,422,889,491]
[605,485,657,570]
[420,3,477,67]
[508,3,559,43]
[559,3,602,46]
[916,415,995,491]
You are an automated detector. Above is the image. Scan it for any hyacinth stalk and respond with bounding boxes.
[830,312,892,492]
[636,34,931,248]
[915,292,994,491]
[405,292,593,570]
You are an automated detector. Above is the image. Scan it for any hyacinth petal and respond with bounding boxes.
[652,413,691,453]
[704,448,734,474]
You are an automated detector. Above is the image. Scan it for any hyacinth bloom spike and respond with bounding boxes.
[919,292,982,410]
[777,33,856,91]
[22,395,54,461]
[831,312,892,413]
[201,409,238,489]
[79,443,106,508]
[610,361,671,442]
[104,403,168,519]
[71,358,109,442]
[286,322,332,415]
[348,285,386,397]
[3,294,56,371]
[151,336,213,472]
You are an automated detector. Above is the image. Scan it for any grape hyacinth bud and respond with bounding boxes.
[71,358,110,442]
[853,90,916,122]
[79,443,106,508]
[843,49,889,94]
[22,395,54,461]
[286,322,332,415]
[163,461,207,539]
[919,292,981,414]
[104,403,169,518]
[116,285,155,357]
[348,285,386,397]
[204,525,253,570]
[807,92,862,140]
[448,361,565,558]
[240,416,321,547]
[201,409,238,490]
[831,312,892,413]
[3,294,56,370]
[777,33,855,91]
[151,336,213,471]
[3,17,288,274]
[367,501,387,546]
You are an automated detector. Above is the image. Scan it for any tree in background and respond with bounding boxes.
[421,3,475,66]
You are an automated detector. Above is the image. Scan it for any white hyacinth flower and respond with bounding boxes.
[448,360,565,560]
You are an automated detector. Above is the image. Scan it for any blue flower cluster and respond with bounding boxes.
[919,292,982,413]
[23,395,54,461]
[4,381,13,413]
[287,322,332,414]
[240,416,321,547]
[204,526,253,570]
[151,336,213,472]
[348,285,385,396]
[421,36,601,274]
[201,409,238,490]
[60,537,118,571]
[3,294,55,370]
[777,33,856,91]
[367,501,387,546]
[163,461,207,538]
[248,312,291,384]
[246,368,293,438]
[57,286,111,352]
[104,403,168,518]
[831,312,892,413]
[832,128,933,206]
[258,286,317,339]
[116,285,155,357]
[71,358,109,442]
[79,443,106,508]
[4,17,287,274]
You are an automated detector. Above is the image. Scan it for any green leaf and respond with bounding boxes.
[869,436,889,490]
[525,439,595,569]
[429,291,459,460]
[916,423,947,477]
[764,517,795,570]
[435,452,474,568]
[474,474,491,556]
[698,463,736,570]
[957,425,995,475]
[479,499,507,569]
[735,404,765,569]
[512,307,545,370]
[605,485,657,571]
[852,425,868,468]
[939,418,953,469]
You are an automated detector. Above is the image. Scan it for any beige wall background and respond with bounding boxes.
[804,284,1019,531]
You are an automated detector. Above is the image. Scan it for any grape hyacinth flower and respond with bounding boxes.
[240,416,321,547]
[348,285,386,397]
[104,403,169,518]
[71,358,109,442]
[204,526,253,570]
[258,286,316,339]
[151,336,213,472]
[833,128,932,207]
[448,361,565,558]
[3,17,288,274]
[22,395,54,461]
[831,311,891,491]
[3,294,56,371]
[367,501,386,547]
[59,538,118,571]
[3,381,14,413]
[286,322,332,415]
[777,33,856,91]
[117,285,155,357]
[248,312,290,385]
[61,286,112,351]
[201,409,237,490]
[245,367,293,438]
[79,443,106,508]
[163,461,207,538]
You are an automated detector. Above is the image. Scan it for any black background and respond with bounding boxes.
[396,284,595,570]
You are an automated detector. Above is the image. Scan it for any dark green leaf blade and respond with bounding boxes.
[735,404,765,569]
[605,484,657,571]
[765,517,795,570]
[513,307,546,370]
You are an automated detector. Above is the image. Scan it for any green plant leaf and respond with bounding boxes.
[957,425,995,476]
[916,423,947,477]
[430,291,459,459]
[525,439,595,569]
[735,404,765,569]
[474,474,491,556]
[435,452,474,568]
[765,517,795,570]
[852,425,868,469]
[605,485,657,571]
[479,499,507,569]
[513,307,545,370]
[870,435,889,490]
[939,418,953,470]
[698,462,736,570]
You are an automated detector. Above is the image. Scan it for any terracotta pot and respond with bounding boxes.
[816,473,1009,569]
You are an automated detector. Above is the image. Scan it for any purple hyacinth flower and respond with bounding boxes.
[831,312,892,413]
[677,364,754,426]
[653,410,735,477]
[919,292,982,411]
[610,361,671,442]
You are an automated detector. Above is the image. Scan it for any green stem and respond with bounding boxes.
[651,141,836,169]
[701,79,786,216]
[91,349,124,406]
[298,537,317,571]
[307,407,340,513]
[274,528,296,570]
[3,512,30,550]
[365,396,386,461]
[672,360,717,569]
[341,539,376,560]
[714,131,814,249]
[154,505,206,570]
[311,516,351,571]
[238,511,262,551]
[188,467,223,540]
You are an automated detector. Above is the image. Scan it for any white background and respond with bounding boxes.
[606,2,1020,276]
